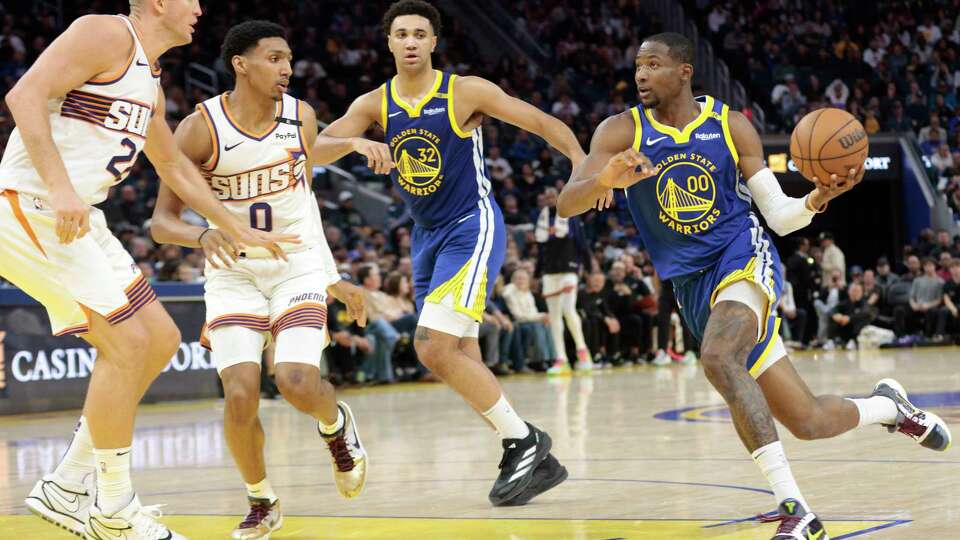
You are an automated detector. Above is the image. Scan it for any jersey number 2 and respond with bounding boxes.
[106,138,137,178]
[249,202,273,232]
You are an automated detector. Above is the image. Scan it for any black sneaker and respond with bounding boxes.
[498,453,568,506]
[488,422,551,506]
[759,499,829,540]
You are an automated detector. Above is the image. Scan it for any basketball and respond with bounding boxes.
[789,108,869,184]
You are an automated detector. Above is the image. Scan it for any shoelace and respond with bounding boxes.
[239,502,272,529]
[130,504,170,538]
[898,411,929,438]
[326,435,356,472]
[757,512,804,537]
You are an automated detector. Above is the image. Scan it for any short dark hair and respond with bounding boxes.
[382,0,442,37]
[357,263,379,284]
[220,20,287,78]
[922,257,937,267]
[643,32,694,65]
[382,271,406,296]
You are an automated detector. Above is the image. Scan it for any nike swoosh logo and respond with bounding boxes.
[807,529,824,540]
[225,141,244,151]
[136,60,150,67]
[646,135,669,145]
[117,450,131,456]
[388,111,403,118]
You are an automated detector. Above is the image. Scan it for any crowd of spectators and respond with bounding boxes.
[2,1,960,387]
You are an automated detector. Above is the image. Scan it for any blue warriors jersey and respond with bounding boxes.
[624,95,755,279]
[383,70,490,228]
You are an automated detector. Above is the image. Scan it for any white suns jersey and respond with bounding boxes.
[0,16,160,205]
[198,92,321,254]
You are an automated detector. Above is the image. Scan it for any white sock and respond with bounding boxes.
[245,478,278,503]
[847,396,898,427]
[318,408,345,436]
[482,395,530,440]
[54,416,95,484]
[94,447,134,516]
[751,441,808,510]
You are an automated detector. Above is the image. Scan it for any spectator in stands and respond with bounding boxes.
[484,146,513,182]
[578,270,620,367]
[326,290,372,385]
[936,258,960,341]
[357,264,398,384]
[819,231,846,286]
[895,257,944,337]
[502,269,555,369]
[814,269,846,343]
[779,265,808,346]
[827,282,876,349]
[332,190,366,231]
[938,251,954,281]
[786,237,819,339]
[885,102,913,132]
[920,114,948,152]
[932,143,955,172]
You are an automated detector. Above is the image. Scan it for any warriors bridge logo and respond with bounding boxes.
[390,128,444,197]
[655,152,721,236]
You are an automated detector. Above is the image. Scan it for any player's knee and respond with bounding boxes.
[275,365,313,400]
[414,338,447,373]
[148,319,182,364]
[222,376,260,423]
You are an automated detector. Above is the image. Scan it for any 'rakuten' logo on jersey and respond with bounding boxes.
[208,156,306,201]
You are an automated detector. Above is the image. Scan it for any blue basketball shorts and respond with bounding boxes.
[411,197,506,325]
[671,217,785,377]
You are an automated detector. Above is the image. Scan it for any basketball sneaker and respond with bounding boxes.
[231,497,282,539]
[652,349,671,366]
[681,351,697,366]
[489,422,552,506]
[546,359,571,375]
[574,349,593,371]
[498,453,568,506]
[320,401,368,498]
[871,378,952,451]
[85,495,185,540]
[25,472,93,537]
[759,498,828,540]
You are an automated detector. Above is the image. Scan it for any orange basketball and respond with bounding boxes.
[789,108,869,184]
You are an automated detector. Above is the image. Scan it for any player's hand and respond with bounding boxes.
[198,228,241,269]
[597,149,660,189]
[229,225,300,261]
[595,189,615,210]
[351,137,394,175]
[809,166,864,210]
[49,185,91,244]
[328,280,368,327]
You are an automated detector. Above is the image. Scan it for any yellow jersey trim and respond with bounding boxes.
[709,256,777,343]
[630,107,643,151]
[749,317,782,378]
[644,95,714,144]
[424,260,487,322]
[390,70,443,118]
[447,75,472,139]
[720,103,739,167]
[379,84,388,130]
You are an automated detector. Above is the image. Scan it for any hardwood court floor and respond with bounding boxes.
[1,347,958,539]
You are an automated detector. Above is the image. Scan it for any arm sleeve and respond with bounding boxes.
[745,167,818,237]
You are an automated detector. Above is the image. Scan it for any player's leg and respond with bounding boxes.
[759,347,951,450]
[544,278,571,374]
[559,279,591,369]
[269,253,367,499]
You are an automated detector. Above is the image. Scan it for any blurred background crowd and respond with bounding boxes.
[1,0,959,387]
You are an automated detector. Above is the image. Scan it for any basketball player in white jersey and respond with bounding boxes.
[151,21,369,540]
[1,2,298,539]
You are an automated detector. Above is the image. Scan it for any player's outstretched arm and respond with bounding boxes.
[144,93,299,260]
[314,89,394,174]
[557,112,659,217]
[150,112,242,268]
[5,16,131,244]
[456,76,586,166]
[731,110,838,236]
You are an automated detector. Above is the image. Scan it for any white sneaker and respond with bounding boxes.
[86,494,185,539]
[845,339,857,350]
[822,340,836,350]
[321,401,368,499]
[25,473,93,537]
[574,359,593,371]
[652,350,670,366]
[546,360,571,375]
[681,351,697,366]
[871,378,952,451]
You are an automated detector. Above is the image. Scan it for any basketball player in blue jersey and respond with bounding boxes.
[559,33,951,540]
[312,0,594,506]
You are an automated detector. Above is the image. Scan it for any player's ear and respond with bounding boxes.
[431,35,437,53]
[680,63,694,84]
[232,55,246,77]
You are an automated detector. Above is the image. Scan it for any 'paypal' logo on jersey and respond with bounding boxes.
[695,132,722,141]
